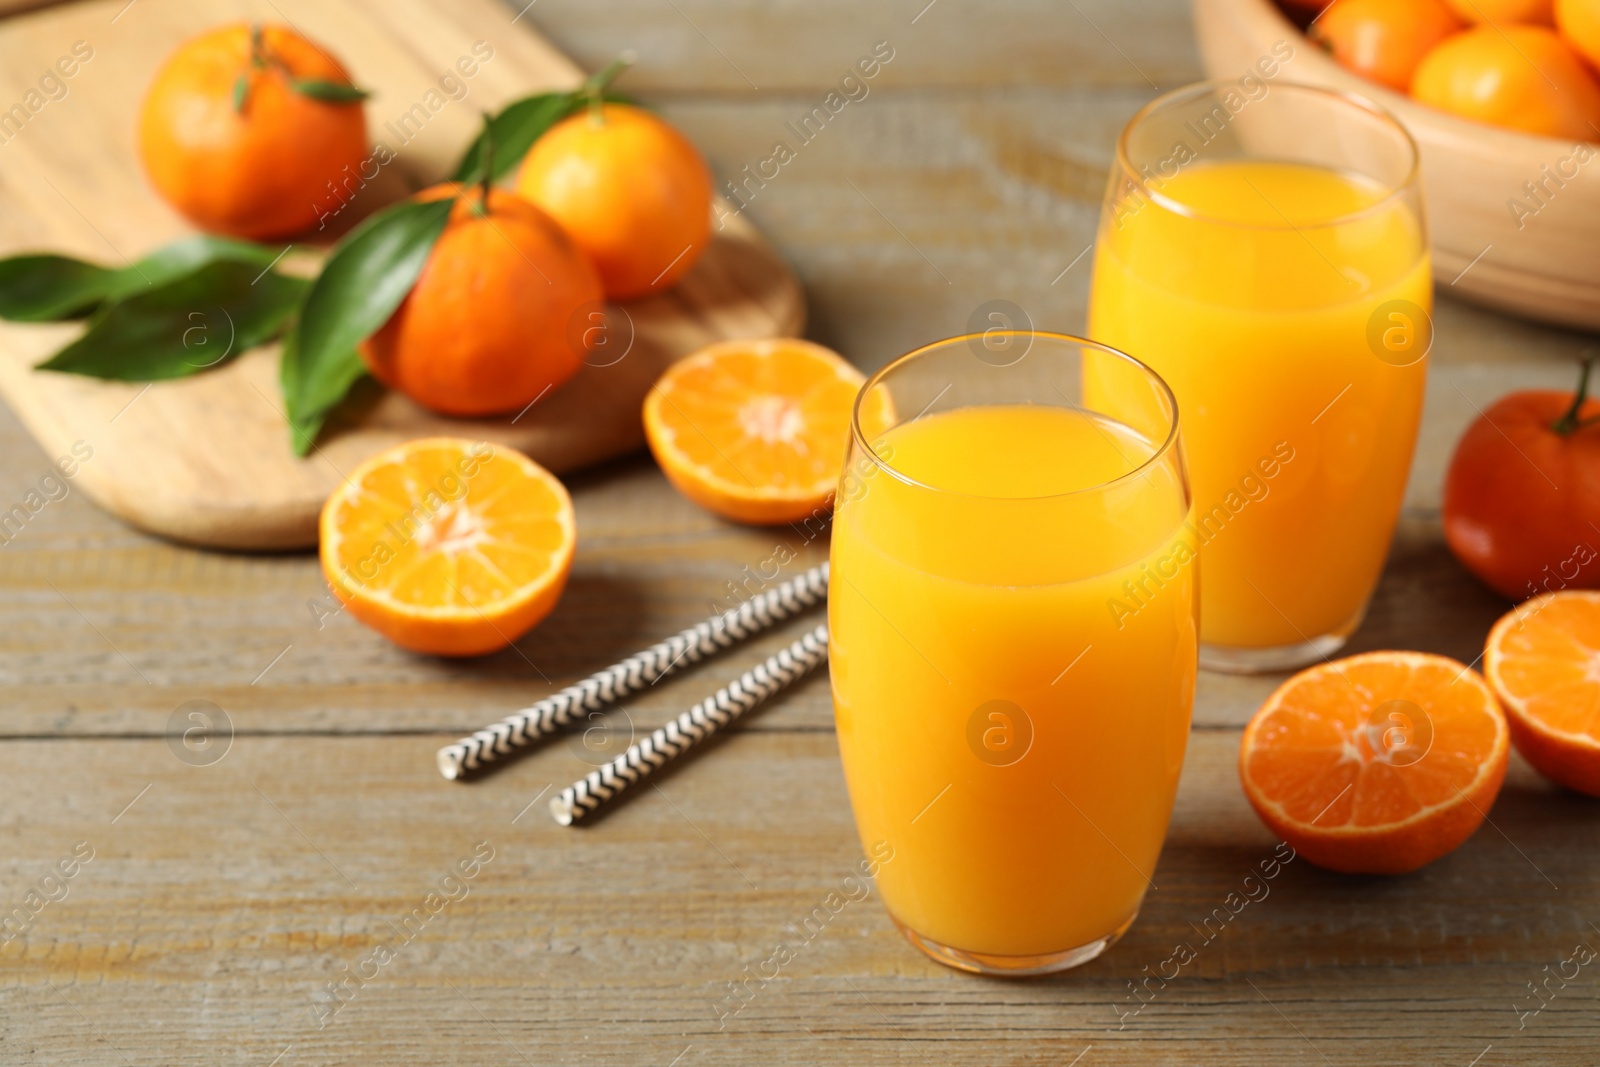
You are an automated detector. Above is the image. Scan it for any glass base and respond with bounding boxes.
[1199,632,1350,674]
[891,911,1137,977]
[1200,599,1371,674]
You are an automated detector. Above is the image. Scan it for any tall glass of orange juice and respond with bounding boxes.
[829,332,1196,975]
[1089,82,1429,672]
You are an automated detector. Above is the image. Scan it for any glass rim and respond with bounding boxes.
[849,330,1182,503]
[1113,79,1422,232]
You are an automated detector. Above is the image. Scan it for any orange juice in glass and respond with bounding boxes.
[1089,82,1429,671]
[829,332,1196,975]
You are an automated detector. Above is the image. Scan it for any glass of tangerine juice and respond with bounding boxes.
[828,331,1197,975]
[1088,81,1430,672]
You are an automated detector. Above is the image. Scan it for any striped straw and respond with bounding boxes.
[436,563,829,780]
[550,622,829,826]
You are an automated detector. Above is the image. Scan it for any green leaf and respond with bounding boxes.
[279,328,368,456]
[282,196,455,455]
[37,260,308,381]
[452,90,641,184]
[452,91,577,183]
[0,236,284,323]
[290,78,370,104]
[233,73,249,113]
[0,255,119,322]
[110,236,284,300]
[451,52,637,182]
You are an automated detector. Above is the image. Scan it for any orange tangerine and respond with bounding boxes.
[1485,591,1600,797]
[1239,651,1510,874]
[138,23,368,239]
[1313,0,1464,92]
[1411,25,1600,138]
[358,185,603,418]
[1556,0,1600,69]
[319,437,575,656]
[643,338,865,525]
[1443,0,1554,23]
[515,103,712,300]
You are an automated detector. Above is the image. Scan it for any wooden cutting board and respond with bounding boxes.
[0,0,803,549]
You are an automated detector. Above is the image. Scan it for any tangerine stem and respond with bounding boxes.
[235,23,268,113]
[1553,350,1598,436]
[581,51,633,123]
[473,110,495,216]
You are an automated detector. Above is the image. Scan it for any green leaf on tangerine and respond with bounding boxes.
[281,196,454,455]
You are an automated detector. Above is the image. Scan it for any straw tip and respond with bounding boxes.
[549,794,576,826]
[436,748,464,780]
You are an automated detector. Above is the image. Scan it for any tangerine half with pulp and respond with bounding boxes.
[1240,651,1509,875]
[319,437,576,656]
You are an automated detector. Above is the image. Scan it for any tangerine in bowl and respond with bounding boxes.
[1194,0,1600,331]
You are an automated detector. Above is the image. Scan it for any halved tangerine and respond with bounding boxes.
[1239,651,1509,874]
[1485,591,1600,797]
[643,338,866,525]
[319,437,575,656]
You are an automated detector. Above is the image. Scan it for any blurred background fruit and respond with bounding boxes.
[1442,360,1600,600]
[1312,0,1462,91]
[359,184,603,417]
[1556,0,1600,66]
[516,102,712,300]
[1200,0,1600,329]
[138,23,368,239]
[1411,24,1600,138]
[1277,0,1600,138]
[1442,0,1553,23]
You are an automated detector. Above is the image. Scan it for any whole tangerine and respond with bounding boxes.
[1411,24,1600,138]
[1442,0,1554,23]
[138,23,369,239]
[1556,0,1600,69]
[515,102,712,301]
[359,185,604,418]
[1313,0,1464,92]
[1442,360,1600,600]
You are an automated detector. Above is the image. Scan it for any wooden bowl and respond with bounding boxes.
[1194,0,1600,331]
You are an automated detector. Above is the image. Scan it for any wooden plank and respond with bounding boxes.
[0,509,1508,738]
[0,731,1593,1064]
[0,353,1551,740]
[1,0,1596,1061]
[521,0,1204,94]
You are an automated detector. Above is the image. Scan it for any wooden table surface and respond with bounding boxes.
[3,1,1597,1064]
